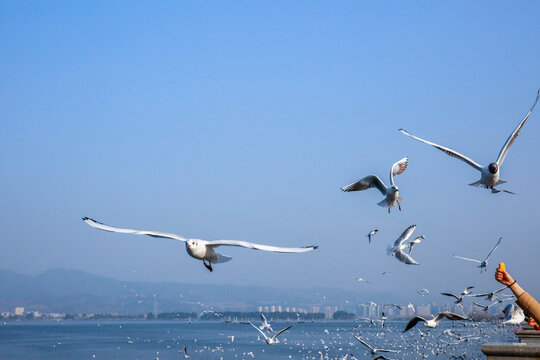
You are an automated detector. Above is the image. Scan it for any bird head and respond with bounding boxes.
[488,162,498,174]
[186,240,199,249]
[390,185,398,193]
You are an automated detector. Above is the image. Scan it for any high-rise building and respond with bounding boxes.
[277,306,282,312]
[271,305,276,312]
[15,307,24,316]
[257,306,263,312]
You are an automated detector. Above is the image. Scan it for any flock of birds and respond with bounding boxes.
[81,90,539,359]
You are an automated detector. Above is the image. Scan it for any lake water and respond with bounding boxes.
[0,320,517,359]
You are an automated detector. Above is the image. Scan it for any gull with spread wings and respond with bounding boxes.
[83,217,318,272]
[353,335,399,355]
[248,322,294,345]
[453,237,502,273]
[387,225,420,265]
[400,89,539,193]
[341,157,408,213]
[403,312,468,332]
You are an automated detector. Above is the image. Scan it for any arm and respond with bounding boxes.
[495,268,540,324]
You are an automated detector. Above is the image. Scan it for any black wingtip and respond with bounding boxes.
[82,217,89,221]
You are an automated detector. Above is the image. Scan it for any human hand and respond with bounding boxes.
[495,268,514,286]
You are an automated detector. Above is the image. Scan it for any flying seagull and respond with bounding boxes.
[453,237,502,273]
[440,287,473,307]
[387,225,419,265]
[470,286,507,301]
[417,288,430,296]
[472,301,498,313]
[83,217,318,272]
[248,321,294,344]
[341,157,408,213]
[399,89,540,193]
[352,335,399,355]
[351,277,370,284]
[182,345,190,359]
[259,313,273,332]
[367,229,379,244]
[403,312,468,332]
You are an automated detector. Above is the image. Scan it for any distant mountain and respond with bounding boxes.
[0,268,404,314]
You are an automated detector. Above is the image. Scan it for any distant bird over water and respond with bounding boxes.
[387,225,420,265]
[453,237,502,273]
[248,322,295,345]
[83,217,318,272]
[403,312,468,332]
[341,157,408,213]
[399,89,540,193]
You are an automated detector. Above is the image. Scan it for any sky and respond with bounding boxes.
[1,1,539,304]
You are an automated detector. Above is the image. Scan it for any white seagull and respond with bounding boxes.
[248,321,294,345]
[399,89,540,193]
[353,335,398,355]
[259,313,273,332]
[341,157,408,213]
[367,229,379,244]
[403,312,468,332]
[83,217,318,272]
[502,304,525,330]
[472,301,497,313]
[351,277,370,284]
[453,237,502,273]
[387,225,420,265]
[470,286,507,301]
[408,235,425,254]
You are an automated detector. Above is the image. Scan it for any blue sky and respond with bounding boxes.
[1,1,539,303]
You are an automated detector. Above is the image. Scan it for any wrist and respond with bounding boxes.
[507,280,516,288]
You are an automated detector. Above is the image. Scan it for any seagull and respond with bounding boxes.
[470,286,507,301]
[403,312,468,332]
[182,346,190,359]
[384,304,403,311]
[417,289,430,296]
[248,321,294,344]
[502,304,525,330]
[453,237,502,273]
[472,301,497,313]
[399,89,540,193]
[341,157,408,213]
[259,313,273,332]
[367,229,379,244]
[440,288,472,307]
[351,277,370,284]
[408,235,425,254]
[387,225,420,265]
[407,302,415,312]
[83,217,318,272]
[353,335,399,355]
[381,312,387,328]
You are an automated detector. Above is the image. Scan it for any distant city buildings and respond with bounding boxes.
[15,307,24,316]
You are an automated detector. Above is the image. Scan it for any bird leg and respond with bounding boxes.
[388,206,391,214]
[203,260,213,272]
[397,199,402,211]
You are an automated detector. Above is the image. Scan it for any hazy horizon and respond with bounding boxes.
[1,1,539,305]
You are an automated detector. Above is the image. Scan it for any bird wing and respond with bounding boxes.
[184,346,188,356]
[352,335,373,350]
[452,254,481,263]
[83,217,187,242]
[389,157,408,186]
[395,249,419,265]
[470,293,489,298]
[440,293,460,301]
[435,312,468,322]
[484,237,502,262]
[399,129,483,171]
[493,286,507,295]
[403,316,426,332]
[497,89,540,166]
[272,324,295,340]
[260,313,268,326]
[205,240,318,253]
[472,302,488,310]
[378,349,399,353]
[394,225,417,247]
[341,175,387,195]
[248,321,269,340]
